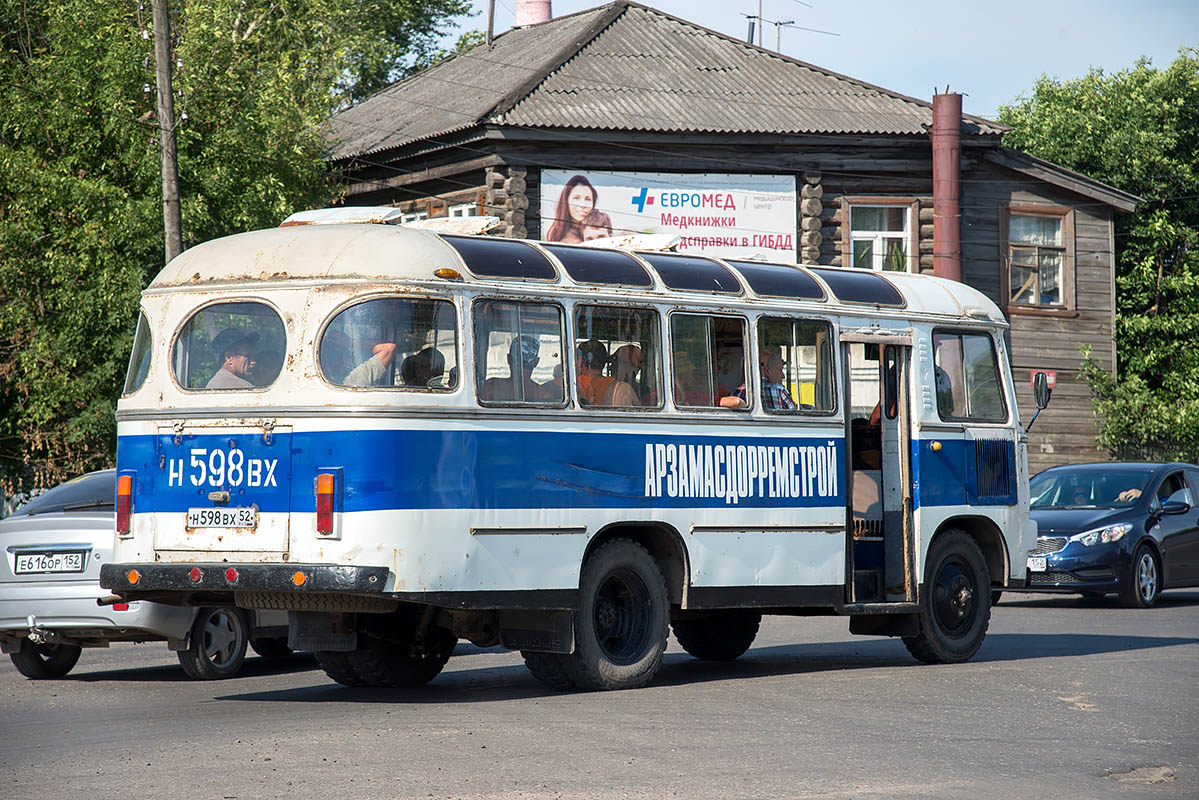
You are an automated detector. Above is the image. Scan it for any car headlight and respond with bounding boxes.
[1070,522,1133,546]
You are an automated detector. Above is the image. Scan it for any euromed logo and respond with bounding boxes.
[631,187,653,213]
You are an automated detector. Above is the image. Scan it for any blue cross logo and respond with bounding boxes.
[631,187,651,213]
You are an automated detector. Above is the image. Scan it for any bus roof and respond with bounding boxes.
[148,223,1005,324]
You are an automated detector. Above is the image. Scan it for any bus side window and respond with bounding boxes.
[670,313,747,410]
[474,299,565,406]
[757,317,836,413]
[932,330,1007,422]
[574,305,660,408]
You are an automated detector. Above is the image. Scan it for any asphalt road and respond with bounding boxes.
[2,591,1196,799]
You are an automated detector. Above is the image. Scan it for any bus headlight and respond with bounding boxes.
[1070,522,1132,547]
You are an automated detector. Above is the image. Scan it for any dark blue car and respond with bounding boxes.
[1025,462,1199,607]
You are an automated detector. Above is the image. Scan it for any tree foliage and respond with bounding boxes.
[999,49,1199,461]
[0,0,470,487]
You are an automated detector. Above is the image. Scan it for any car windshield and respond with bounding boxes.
[14,470,115,516]
[1030,468,1153,509]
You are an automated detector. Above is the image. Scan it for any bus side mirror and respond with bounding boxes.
[1033,372,1052,409]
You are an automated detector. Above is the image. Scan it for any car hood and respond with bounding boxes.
[1031,508,1131,537]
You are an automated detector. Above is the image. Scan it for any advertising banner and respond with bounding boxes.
[540,170,797,259]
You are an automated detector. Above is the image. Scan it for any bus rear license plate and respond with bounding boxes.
[1026,556,1047,572]
[14,552,85,574]
[187,507,257,529]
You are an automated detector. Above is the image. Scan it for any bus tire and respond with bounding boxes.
[903,530,991,664]
[521,651,579,691]
[564,538,669,691]
[10,639,82,679]
[177,606,248,680]
[671,610,761,661]
[314,650,368,687]
[349,630,456,688]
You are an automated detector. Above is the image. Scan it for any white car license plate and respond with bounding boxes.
[15,551,85,574]
[186,507,257,529]
[1027,556,1048,573]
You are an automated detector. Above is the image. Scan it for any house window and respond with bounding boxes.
[841,199,917,272]
[401,210,429,224]
[1009,213,1065,306]
[448,202,478,218]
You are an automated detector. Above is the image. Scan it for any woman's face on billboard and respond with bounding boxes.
[567,184,596,222]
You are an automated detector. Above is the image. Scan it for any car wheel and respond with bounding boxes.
[561,538,669,691]
[671,610,761,661]
[903,530,991,664]
[1119,544,1161,609]
[10,639,82,679]
[177,607,249,680]
[249,636,293,659]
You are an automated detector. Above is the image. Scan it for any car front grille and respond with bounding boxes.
[1031,571,1079,584]
[1032,536,1068,555]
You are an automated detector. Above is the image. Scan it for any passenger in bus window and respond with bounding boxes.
[400,347,446,389]
[480,335,557,402]
[612,344,652,404]
[206,328,259,389]
[729,349,797,411]
[321,330,398,387]
[576,340,638,407]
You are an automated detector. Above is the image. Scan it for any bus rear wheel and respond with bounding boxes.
[562,539,668,691]
[903,530,991,664]
[315,650,368,687]
[671,610,761,661]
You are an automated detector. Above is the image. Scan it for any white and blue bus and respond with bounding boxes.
[102,213,1046,691]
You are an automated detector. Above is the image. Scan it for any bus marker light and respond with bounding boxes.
[316,472,335,534]
[189,567,203,582]
[931,441,942,452]
[292,571,307,587]
[434,268,462,280]
[127,569,140,585]
[225,567,239,583]
[116,474,133,535]
[113,603,129,611]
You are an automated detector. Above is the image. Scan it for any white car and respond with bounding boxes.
[1,469,290,679]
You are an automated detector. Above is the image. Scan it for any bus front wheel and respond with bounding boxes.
[564,538,669,691]
[903,530,991,664]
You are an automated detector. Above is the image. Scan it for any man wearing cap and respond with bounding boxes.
[206,328,259,389]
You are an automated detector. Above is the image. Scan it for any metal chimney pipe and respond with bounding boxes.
[515,0,552,26]
[931,92,962,282]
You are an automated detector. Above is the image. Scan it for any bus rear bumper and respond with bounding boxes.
[100,562,390,605]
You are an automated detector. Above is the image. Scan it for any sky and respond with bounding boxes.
[452,0,1197,119]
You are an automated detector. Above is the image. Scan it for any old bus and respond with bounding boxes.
[102,214,1042,691]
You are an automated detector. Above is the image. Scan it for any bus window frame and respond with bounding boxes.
[169,296,288,394]
[472,296,570,409]
[931,327,1010,425]
[754,314,840,417]
[667,310,751,413]
[315,291,462,393]
[571,303,665,412]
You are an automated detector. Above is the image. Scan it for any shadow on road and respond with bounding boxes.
[209,630,1197,704]
[996,589,1199,610]
[64,652,319,683]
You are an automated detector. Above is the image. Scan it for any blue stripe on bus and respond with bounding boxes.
[912,437,1016,509]
[117,429,846,513]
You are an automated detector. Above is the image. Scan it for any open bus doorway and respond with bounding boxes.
[844,337,914,603]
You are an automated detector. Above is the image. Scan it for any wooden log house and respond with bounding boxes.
[326,1,1140,471]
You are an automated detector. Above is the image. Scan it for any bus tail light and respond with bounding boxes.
[316,472,335,534]
[116,474,133,536]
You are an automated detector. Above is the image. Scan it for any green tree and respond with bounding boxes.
[999,48,1199,461]
[0,0,469,487]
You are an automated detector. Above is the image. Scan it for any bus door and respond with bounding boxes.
[152,422,293,558]
[841,331,915,603]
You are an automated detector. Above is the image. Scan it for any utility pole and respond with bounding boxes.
[487,0,495,47]
[151,0,183,262]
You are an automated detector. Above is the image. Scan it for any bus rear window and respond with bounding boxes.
[319,298,458,390]
[123,312,153,395]
[173,302,286,391]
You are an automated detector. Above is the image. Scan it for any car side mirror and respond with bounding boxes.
[1161,499,1190,515]
[1033,372,1052,409]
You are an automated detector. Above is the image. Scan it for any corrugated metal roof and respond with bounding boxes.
[327,1,1004,161]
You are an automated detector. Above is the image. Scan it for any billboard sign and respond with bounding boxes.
[540,170,797,259]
